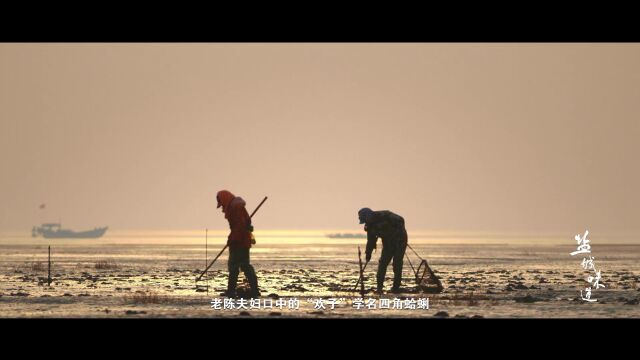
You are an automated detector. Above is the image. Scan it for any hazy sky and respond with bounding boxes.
[1,43,638,234]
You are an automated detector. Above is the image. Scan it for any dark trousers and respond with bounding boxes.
[227,247,258,293]
[377,231,408,291]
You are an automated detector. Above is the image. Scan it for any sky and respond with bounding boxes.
[0,43,638,236]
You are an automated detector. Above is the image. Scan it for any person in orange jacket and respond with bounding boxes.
[217,190,260,298]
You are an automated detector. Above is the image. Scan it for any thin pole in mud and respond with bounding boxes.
[47,245,51,286]
[196,196,268,282]
[205,228,208,295]
[352,261,369,292]
[357,247,365,297]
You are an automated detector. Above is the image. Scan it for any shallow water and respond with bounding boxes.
[1,236,639,318]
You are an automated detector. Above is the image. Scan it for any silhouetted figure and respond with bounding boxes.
[217,190,260,298]
[358,207,408,294]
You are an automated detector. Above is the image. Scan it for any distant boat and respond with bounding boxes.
[32,223,108,239]
[325,233,366,239]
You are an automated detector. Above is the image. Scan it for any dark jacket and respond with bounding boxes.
[364,210,406,257]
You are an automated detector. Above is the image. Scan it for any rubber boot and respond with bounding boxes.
[246,266,261,298]
[221,270,238,297]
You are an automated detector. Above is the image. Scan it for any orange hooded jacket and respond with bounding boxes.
[217,190,252,249]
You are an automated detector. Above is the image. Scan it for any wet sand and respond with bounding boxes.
[1,240,639,318]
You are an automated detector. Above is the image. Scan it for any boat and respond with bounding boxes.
[32,223,108,239]
[325,233,366,239]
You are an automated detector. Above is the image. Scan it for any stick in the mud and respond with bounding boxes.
[205,228,208,295]
[357,246,365,297]
[352,260,369,292]
[47,245,51,286]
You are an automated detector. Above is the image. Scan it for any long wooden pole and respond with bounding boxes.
[248,196,268,218]
[196,196,267,281]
